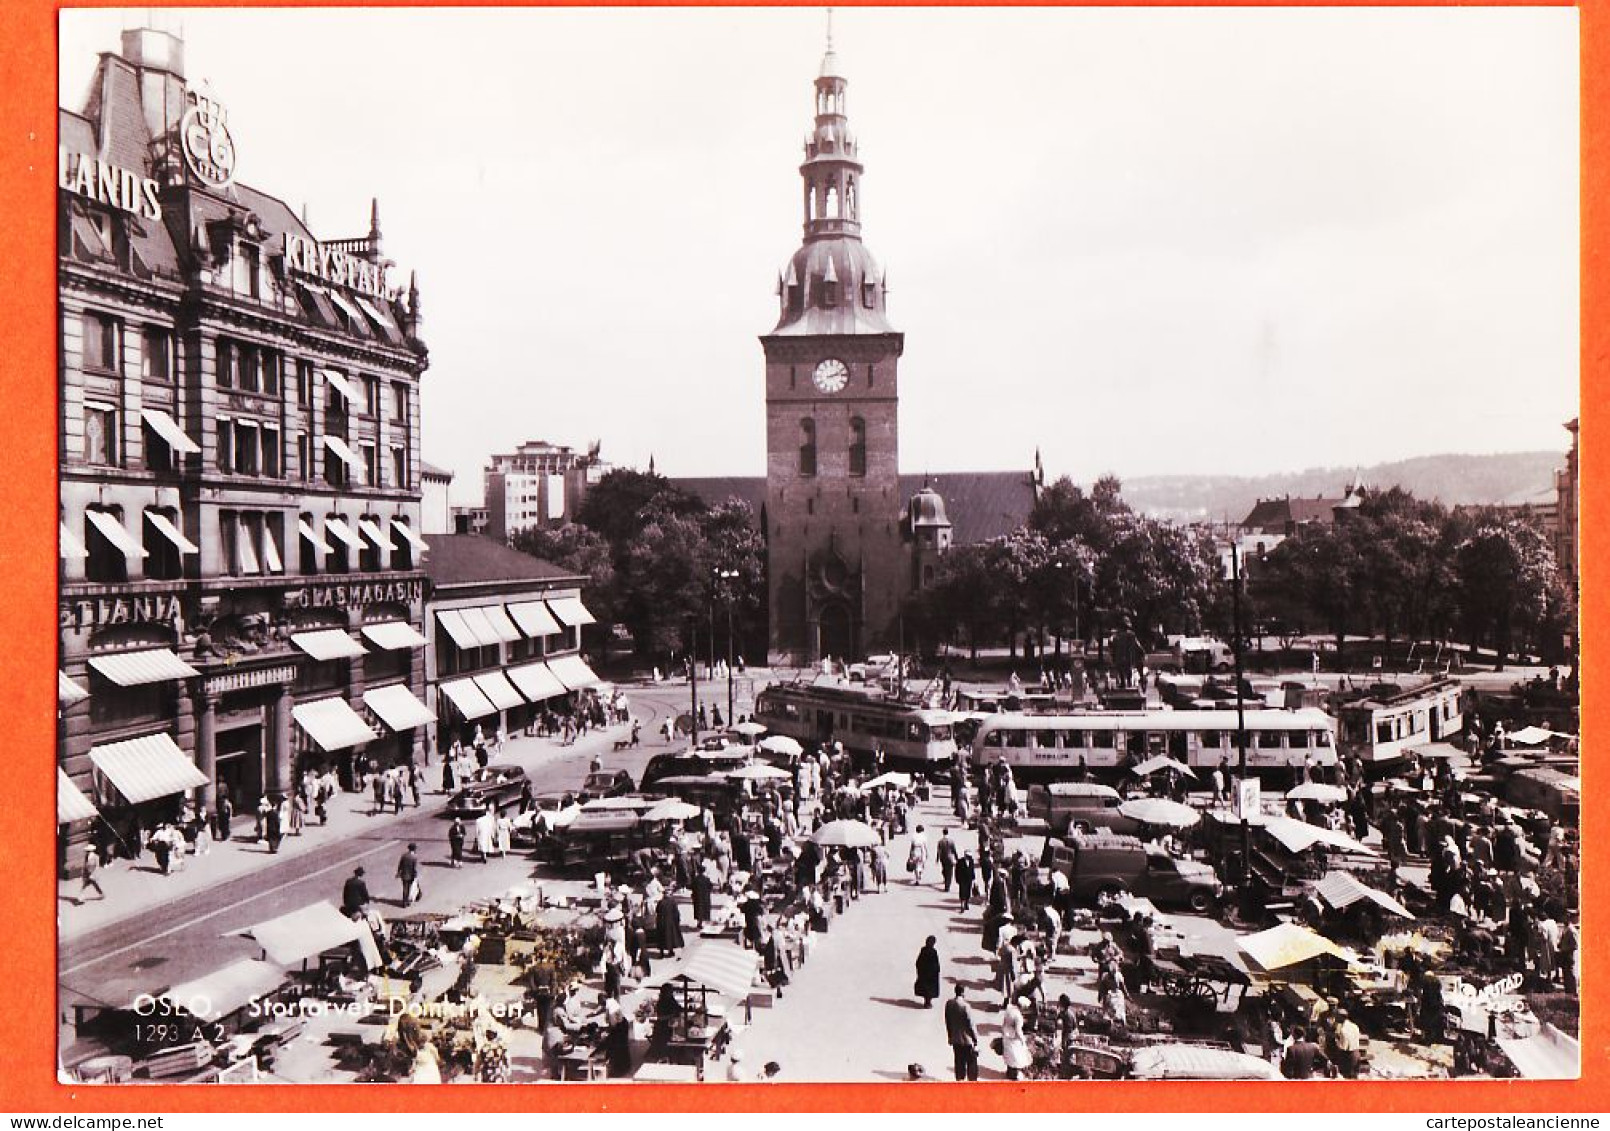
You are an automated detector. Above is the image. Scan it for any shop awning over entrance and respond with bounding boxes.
[292,696,380,751]
[59,671,90,704]
[507,601,561,637]
[58,769,99,823]
[508,662,566,703]
[439,677,498,720]
[434,609,483,650]
[478,605,522,644]
[291,629,367,661]
[547,653,600,691]
[546,596,597,627]
[473,671,524,711]
[363,683,435,731]
[140,408,201,455]
[87,648,200,687]
[361,621,428,651]
[88,731,207,805]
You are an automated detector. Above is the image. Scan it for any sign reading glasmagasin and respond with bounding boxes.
[287,580,424,610]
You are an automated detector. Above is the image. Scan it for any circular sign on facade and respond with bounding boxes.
[180,98,236,189]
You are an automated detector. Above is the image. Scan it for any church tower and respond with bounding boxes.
[761,35,905,665]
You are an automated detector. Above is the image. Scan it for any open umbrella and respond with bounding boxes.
[1286,782,1349,804]
[643,799,703,822]
[863,771,913,790]
[1131,756,1197,779]
[758,734,804,757]
[811,819,882,848]
[727,764,792,781]
[730,721,768,739]
[1117,798,1202,829]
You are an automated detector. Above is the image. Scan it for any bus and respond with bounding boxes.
[1333,678,1464,767]
[969,707,1338,783]
[753,680,959,770]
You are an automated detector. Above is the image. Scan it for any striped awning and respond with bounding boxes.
[291,629,366,661]
[1315,871,1414,919]
[58,671,90,704]
[507,601,561,637]
[88,648,199,687]
[322,435,366,474]
[546,596,597,627]
[85,509,148,558]
[292,696,379,751]
[474,671,524,711]
[358,517,395,552]
[323,516,367,552]
[478,605,522,644]
[141,408,200,455]
[361,621,427,650]
[145,510,199,554]
[678,942,761,1001]
[438,677,498,720]
[457,606,502,647]
[297,518,332,553]
[89,732,206,805]
[390,519,428,553]
[435,609,485,651]
[320,369,360,403]
[508,661,566,703]
[60,521,89,560]
[547,653,600,691]
[363,683,435,731]
[58,769,99,823]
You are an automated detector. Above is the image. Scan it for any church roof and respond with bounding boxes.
[671,471,1038,547]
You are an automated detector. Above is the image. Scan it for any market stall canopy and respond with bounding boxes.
[546,596,597,627]
[1131,756,1196,779]
[726,764,792,781]
[677,942,761,1000]
[291,629,366,661]
[361,621,428,651]
[237,901,376,967]
[811,819,881,848]
[58,769,99,823]
[1314,871,1413,919]
[862,771,913,790]
[1496,1023,1580,1079]
[1261,816,1375,856]
[507,600,561,637]
[643,799,703,822]
[87,648,199,686]
[362,684,435,731]
[548,653,600,691]
[1507,725,1567,746]
[59,671,90,705]
[293,696,380,751]
[1117,798,1201,828]
[508,661,567,703]
[1129,1044,1280,1081]
[161,959,285,1021]
[758,735,804,757]
[730,721,768,739]
[1286,783,1349,804]
[438,677,498,720]
[89,732,207,805]
[1238,922,1359,972]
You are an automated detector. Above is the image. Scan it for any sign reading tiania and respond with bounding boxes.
[58,148,162,221]
[283,232,395,300]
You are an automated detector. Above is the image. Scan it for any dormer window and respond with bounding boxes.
[232,240,261,299]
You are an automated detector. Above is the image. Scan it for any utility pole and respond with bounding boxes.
[1231,543,1250,882]
[715,567,739,726]
[689,619,700,748]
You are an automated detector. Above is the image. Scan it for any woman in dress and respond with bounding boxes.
[1000,997,1033,1080]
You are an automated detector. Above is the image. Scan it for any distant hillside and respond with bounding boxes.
[1118,452,1563,523]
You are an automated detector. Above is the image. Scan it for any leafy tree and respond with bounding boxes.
[1454,518,1562,669]
[575,468,704,547]
[509,523,618,655]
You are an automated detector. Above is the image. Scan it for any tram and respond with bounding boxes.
[1333,678,1464,767]
[753,680,958,770]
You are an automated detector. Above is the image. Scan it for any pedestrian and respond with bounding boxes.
[371,771,386,816]
[914,936,942,1008]
[908,825,929,885]
[1332,1009,1361,1078]
[441,753,456,794]
[288,791,305,837]
[936,828,958,891]
[264,799,283,854]
[341,866,371,917]
[407,763,422,808]
[944,985,980,1082]
[80,844,106,902]
[691,867,714,925]
[475,806,497,862]
[448,817,467,868]
[255,794,272,840]
[1281,1026,1327,1080]
[1001,996,1032,1080]
[215,793,233,841]
[955,852,977,912]
[872,842,890,893]
[397,843,421,906]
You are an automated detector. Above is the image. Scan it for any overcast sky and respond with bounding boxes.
[61,7,1579,504]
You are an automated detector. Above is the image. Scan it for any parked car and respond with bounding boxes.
[578,768,635,802]
[444,764,528,816]
[1040,831,1222,913]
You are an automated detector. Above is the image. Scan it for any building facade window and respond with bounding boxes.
[391,381,408,423]
[359,514,382,572]
[233,420,260,476]
[849,416,867,477]
[142,507,184,580]
[82,311,119,373]
[391,445,407,490]
[389,519,413,571]
[297,432,312,481]
[216,418,234,473]
[326,515,350,574]
[798,418,816,477]
[362,376,380,418]
[299,512,319,575]
[83,403,118,466]
[296,360,314,406]
[141,327,172,383]
[84,506,129,584]
[262,425,281,478]
[361,442,378,487]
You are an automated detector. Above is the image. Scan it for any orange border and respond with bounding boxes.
[1,0,1602,1113]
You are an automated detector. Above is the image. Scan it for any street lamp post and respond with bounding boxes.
[1229,543,1250,883]
[689,618,700,748]
[715,567,739,726]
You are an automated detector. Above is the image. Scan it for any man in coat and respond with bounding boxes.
[396,843,421,906]
[914,936,942,1007]
[944,984,979,1081]
[936,829,959,891]
[341,867,371,917]
[955,852,977,912]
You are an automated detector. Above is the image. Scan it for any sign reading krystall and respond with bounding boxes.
[283,233,395,300]
[290,580,423,610]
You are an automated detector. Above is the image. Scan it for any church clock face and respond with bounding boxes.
[812,358,850,394]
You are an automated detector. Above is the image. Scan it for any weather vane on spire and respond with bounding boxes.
[826,7,834,52]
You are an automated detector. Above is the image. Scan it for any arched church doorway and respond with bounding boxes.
[818,603,854,663]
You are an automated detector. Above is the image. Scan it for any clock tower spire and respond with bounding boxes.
[761,33,906,666]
